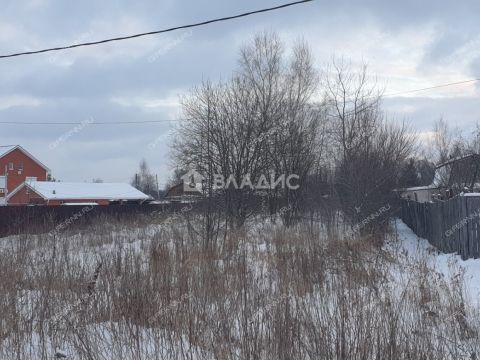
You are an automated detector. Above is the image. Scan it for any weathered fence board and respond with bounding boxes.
[400,195,480,260]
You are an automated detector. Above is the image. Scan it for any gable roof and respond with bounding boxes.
[9,181,151,201]
[165,182,184,198]
[0,145,50,172]
[0,145,17,158]
[165,181,203,199]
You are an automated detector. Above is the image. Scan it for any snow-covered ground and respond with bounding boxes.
[387,219,480,307]
[1,217,480,359]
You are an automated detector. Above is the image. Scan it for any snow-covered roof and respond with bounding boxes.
[404,185,437,191]
[462,193,480,197]
[0,145,50,171]
[62,202,100,206]
[15,181,150,201]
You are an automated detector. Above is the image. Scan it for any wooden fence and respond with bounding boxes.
[400,195,480,260]
[0,203,195,238]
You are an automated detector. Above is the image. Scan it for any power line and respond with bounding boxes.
[323,77,479,118]
[383,78,480,98]
[0,78,478,126]
[324,78,480,106]
[0,120,179,125]
[0,0,314,60]
[323,77,480,116]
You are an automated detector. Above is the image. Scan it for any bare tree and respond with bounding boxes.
[264,40,322,225]
[131,159,156,196]
[324,59,383,165]
[433,118,454,165]
[174,35,415,235]
[325,59,415,228]
[174,32,324,228]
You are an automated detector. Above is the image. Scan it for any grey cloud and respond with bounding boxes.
[384,96,480,132]
[1,0,480,184]
[471,57,480,77]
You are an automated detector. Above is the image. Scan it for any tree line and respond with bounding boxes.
[130,31,480,239]
[166,31,423,238]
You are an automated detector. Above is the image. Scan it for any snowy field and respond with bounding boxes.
[0,216,479,359]
[388,219,480,307]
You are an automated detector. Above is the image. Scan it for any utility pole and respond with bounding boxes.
[156,174,160,199]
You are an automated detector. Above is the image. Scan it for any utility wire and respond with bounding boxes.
[0,120,179,125]
[324,78,480,106]
[0,0,314,60]
[383,78,480,98]
[323,77,480,115]
[323,78,480,118]
[0,78,478,126]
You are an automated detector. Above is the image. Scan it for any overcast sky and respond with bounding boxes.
[1,0,479,187]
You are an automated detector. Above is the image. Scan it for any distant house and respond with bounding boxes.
[164,181,203,203]
[400,185,438,203]
[0,145,50,205]
[400,153,480,203]
[435,153,480,193]
[163,169,205,203]
[6,181,151,206]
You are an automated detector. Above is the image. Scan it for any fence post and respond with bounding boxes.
[462,196,469,260]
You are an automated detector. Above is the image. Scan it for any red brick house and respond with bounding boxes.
[0,145,49,204]
[1,145,150,206]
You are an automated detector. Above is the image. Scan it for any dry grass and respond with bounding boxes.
[0,214,478,359]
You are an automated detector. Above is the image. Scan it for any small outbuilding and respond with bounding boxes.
[164,181,203,203]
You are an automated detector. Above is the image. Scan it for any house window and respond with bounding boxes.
[8,162,13,171]
[18,162,24,171]
[0,176,5,193]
